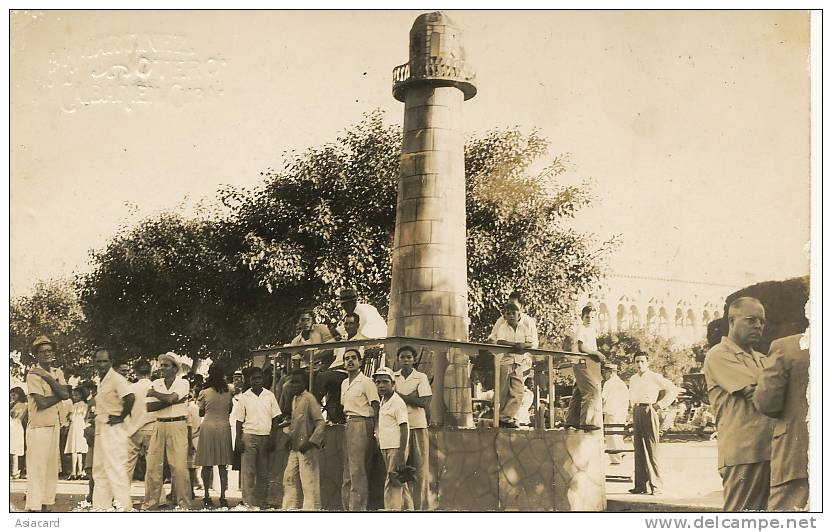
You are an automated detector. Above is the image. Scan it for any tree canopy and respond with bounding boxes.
[10,278,88,371]
[77,110,616,367]
[597,328,697,385]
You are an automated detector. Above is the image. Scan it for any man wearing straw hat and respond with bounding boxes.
[25,335,70,511]
[142,352,192,509]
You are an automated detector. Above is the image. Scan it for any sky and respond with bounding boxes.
[9,10,811,296]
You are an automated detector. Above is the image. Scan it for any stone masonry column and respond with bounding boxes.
[389,12,476,427]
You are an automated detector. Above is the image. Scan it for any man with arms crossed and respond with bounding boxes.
[704,297,774,511]
[25,335,70,511]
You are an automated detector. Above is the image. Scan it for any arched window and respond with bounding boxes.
[658,307,669,337]
[616,304,626,332]
[598,303,610,334]
[674,308,684,328]
[629,304,641,329]
[686,309,696,328]
[646,306,657,333]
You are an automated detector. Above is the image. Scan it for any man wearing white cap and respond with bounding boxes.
[25,335,70,511]
[373,366,411,510]
[142,352,192,509]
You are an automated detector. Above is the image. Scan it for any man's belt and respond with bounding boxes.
[636,403,654,407]
[157,416,187,422]
[346,415,372,420]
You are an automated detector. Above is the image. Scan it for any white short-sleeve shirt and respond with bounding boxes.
[149,377,190,418]
[233,388,281,436]
[94,368,132,424]
[340,372,380,418]
[377,392,409,450]
[575,322,598,352]
[393,369,432,429]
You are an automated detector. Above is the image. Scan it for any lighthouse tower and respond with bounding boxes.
[388,12,476,427]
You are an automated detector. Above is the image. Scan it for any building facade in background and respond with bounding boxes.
[581,274,740,346]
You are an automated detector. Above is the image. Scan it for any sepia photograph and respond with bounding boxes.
[5,6,821,521]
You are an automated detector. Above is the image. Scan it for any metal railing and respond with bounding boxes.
[251,335,592,430]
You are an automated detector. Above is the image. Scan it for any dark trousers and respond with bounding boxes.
[632,404,662,491]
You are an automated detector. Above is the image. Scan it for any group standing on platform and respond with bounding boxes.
[13,289,810,512]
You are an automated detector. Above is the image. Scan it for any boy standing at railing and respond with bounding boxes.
[393,345,432,509]
[488,301,535,428]
[566,304,606,432]
[373,366,412,510]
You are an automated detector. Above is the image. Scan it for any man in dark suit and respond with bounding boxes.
[753,333,810,511]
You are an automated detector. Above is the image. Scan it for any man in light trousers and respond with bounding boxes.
[282,369,326,509]
[125,359,156,484]
[143,352,192,509]
[25,335,70,511]
[91,348,135,511]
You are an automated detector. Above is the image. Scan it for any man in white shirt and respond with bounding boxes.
[488,301,535,428]
[601,363,630,465]
[628,351,678,495]
[336,288,387,339]
[91,348,135,511]
[233,366,281,508]
[340,348,380,511]
[142,352,192,510]
[393,345,432,510]
[125,359,155,485]
[488,291,539,349]
[373,366,411,510]
[566,304,606,431]
[331,312,368,369]
[25,335,70,512]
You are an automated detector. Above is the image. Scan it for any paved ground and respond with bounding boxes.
[605,440,723,511]
[10,441,724,512]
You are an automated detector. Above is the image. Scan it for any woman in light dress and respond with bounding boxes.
[10,387,28,479]
[195,363,234,508]
[64,386,90,480]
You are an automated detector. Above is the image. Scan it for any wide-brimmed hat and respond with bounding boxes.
[603,363,618,371]
[31,335,56,353]
[157,352,180,368]
[338,288,359,303]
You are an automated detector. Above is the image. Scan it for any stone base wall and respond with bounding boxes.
[314,425,606,511]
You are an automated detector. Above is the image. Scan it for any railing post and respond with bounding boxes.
[493,353,501,428]
[308,351,315,395]
[532,364,540,429]
[548,355,555,429]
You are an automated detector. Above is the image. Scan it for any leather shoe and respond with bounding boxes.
[629,488,647,494]
[498,420,518,428]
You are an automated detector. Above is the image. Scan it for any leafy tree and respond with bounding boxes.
[234,110,616,343]
[80,110,616,368]
[10,278,89,373]
[597,328,696,386]
[76,213,276,364]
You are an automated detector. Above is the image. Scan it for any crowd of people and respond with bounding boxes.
[12,290,809,512]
